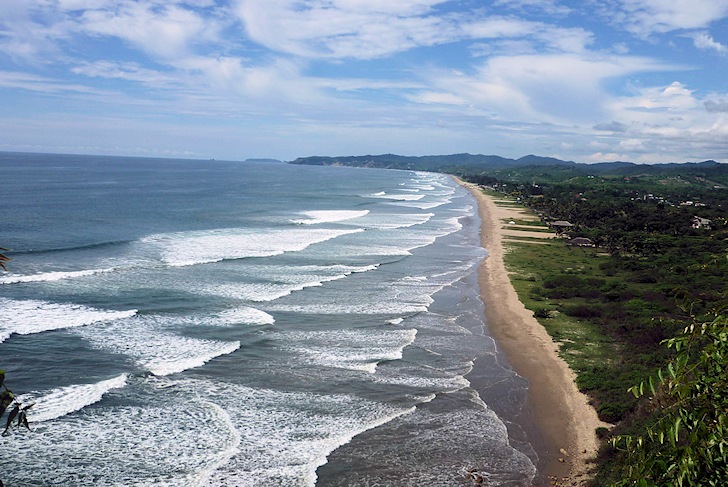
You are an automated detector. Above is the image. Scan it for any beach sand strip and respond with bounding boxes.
[456,179,606,486]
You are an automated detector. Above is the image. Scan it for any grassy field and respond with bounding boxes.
[504,240,616,373]
[493,196,660,422]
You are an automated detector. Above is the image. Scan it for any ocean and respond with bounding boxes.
[0,152,537,486]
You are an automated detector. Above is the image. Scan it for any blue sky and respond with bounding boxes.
[2,0,728,163]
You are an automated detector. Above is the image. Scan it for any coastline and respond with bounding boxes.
[456,178,605,485]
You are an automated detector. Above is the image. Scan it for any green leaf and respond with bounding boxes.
[674,417,682,444]
[667,362,676,379]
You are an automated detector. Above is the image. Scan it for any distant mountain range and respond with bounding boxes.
[289,153,726,177]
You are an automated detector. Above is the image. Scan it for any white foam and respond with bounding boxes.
[391,198,451,210]
[216,307,275,326]
[291,210,369,225]
[142,338,240,376]
[0,384,240,486]
[323,391,536,486]
[274,328,417,373]
[18,374,128,422]
[202,264,378,302]
[265,269,466,316]
[359,212,434,230]
[0,267,116,284]
[330,244,412,257]
[375,370,471,393]
[268,300,429,315]
[367,192,425,201]
[141,227,364,267]
[75,317,241,376]
[0,298,137,343]
[194,382,415,487]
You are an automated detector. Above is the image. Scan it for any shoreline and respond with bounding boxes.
[456,178,605,485]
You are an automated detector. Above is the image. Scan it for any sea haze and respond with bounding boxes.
[0,152,536,486]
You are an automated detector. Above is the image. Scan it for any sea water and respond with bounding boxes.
[0,152,536,486]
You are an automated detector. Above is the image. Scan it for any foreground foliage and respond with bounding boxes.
[1,251,34,438]
[610,310,728,485]
[0,370,33,436]
[0,247,9,271]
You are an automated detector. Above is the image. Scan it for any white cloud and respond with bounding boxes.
[461,17,540,39]
[692,32,728,55]
[617,81,698,113]
[233,0,460,59]
[79,2,222,60]
[406,91,467,105]
[586,151,626,162]
[0,70,97,94]
[173,55,322,102]
[418,54,670,124]
[608,0,728,36]
[704,99,728,112]
[234,1,592,60]
[1,0,727,163]
[71,61,184,89]
[493,0,572,16]
[593,121,628,132]
[0,1,71,61]
[618,138,645,151]
[462,18,593,53]
[0,1,228,63]
[587,81,728,162]
[57,0,114,9]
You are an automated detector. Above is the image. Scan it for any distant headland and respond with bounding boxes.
[289,153,725,175]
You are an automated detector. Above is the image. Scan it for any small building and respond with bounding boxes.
[550,221,574,234]
[692,216,712,230]
[551,220,573,228]
[569,237,594,247]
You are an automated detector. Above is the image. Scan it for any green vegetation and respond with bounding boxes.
[0,370,32,436]
[610,310,728,486]
[459,163,727,485]
[502,237,641,422]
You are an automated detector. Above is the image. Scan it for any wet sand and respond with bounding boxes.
[457,179,606,486]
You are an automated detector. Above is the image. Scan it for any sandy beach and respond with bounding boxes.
[456,179,606,486]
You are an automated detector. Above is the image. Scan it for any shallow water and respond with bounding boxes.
[0,152,536,486]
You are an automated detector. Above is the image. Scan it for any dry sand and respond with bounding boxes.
[456,179,607,486]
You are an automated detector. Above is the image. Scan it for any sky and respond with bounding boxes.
[2,1,728,163]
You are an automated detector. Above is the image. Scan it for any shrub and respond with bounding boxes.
[611,312,728,486]
[533,307,551,318]
[564,304,603,319]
